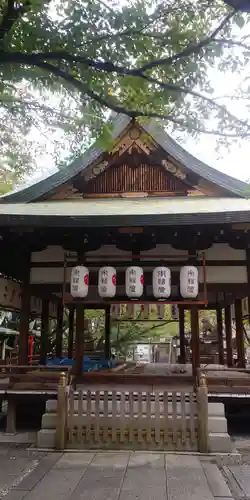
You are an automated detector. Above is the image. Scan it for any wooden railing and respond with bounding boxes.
[1,366,71,434]
[0,364,72,393]
[74,371,194,388]
[197,366,250,394]
[55,373,209,452]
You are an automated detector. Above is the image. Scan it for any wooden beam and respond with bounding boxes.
[40,299,49,365]
[216,308,224,365]
[31,259,247,268]
[235,298,246,368]
[55,303,64,358]
[179,307,186,364]
[104,306,111,359]
[224,305,233,367]
[67,308,75,359]
[191,307,200,381]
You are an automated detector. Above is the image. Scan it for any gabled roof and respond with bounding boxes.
[1,115,249,203]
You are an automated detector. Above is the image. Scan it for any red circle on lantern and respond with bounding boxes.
[140,275,144,284]
[112,274,116,286]
[84,274,89,285]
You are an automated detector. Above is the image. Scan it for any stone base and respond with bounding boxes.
[207,403,233,453]
[37,429,56,449]
[37,400,234,453]
[208,432,233,453]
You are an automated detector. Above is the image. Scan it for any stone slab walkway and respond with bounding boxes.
[0,451,235,500]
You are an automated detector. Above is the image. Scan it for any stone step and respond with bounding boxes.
[46,399,225,415]
[41,412,201,430]
[41,412,227,433]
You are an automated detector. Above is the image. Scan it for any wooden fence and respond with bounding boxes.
[55,373,209,452]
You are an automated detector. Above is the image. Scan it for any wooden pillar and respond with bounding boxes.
[191,307,200,381]
[235,298,245,368]
[74,304,85,377]
[104,306,111,359]
[55,303,64,359]
[179,307,186,364]
[40,299,49,365]
[197,374,209,453]
[225,305,233,367]
[246,247,250,325]
[55,372,67,450]
[18,255,31,365]
[216,308,224,365]
[67,308,75,359]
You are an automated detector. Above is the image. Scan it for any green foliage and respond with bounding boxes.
[110,320,174,357]
[0,0,249,188]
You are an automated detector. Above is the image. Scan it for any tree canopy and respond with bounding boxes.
[0,0,250,188]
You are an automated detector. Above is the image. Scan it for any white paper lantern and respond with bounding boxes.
[70,265,89,298]
[152,266,171,299]
[98,266,116,298]
[126,266,144,299]
[180,266,198,298]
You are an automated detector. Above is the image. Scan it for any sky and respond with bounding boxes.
[183,66,250,183]
[185,132,249,183]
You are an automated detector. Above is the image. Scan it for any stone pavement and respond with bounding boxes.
[223,440,250,499]
[0,445,46,499]
[0,450,236,500]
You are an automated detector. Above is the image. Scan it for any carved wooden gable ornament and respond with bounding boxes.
[49,124,217,200]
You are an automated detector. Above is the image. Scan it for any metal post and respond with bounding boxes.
[179,307,186,364]
[216,308,224,365]
[225,305,233,367]
[104,306,111,359]
[235,298,245,368]
[40,299,49,365]
[67,308,75,359]
[191,307,200,382]
[55,303,64,359]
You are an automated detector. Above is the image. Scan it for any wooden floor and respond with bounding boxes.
[0,362,248,398]
[76,363,250,396]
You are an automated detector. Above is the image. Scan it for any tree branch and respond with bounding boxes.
[138,73,250,133]
[133,9,236,73]
[0,0,29,40]
[3,48,250,138]
[33,60,250,137]
[0,3,247,142]
[213,37,250,51]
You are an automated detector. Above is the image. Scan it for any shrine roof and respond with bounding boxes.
[1,196,250,226]
[0,115,248,202]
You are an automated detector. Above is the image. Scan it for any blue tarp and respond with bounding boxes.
[46,356,116,372]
